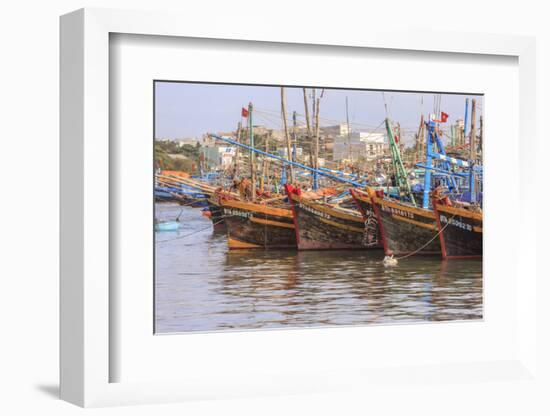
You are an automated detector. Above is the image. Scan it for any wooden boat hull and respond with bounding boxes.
[433,202,482,259]
[219,198,296,249]
[286,186,379,250]
[349,188,382,247]
[371,194,441,256]
[205,193,226,231]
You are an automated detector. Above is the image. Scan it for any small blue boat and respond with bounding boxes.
[155,220,180,232]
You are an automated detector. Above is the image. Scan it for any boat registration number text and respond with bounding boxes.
[225,209,252,219]
[301,203,331,220]
[381,205,414,219]
[439,214,473,232]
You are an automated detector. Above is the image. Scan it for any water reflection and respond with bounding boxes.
[155,205,482,333]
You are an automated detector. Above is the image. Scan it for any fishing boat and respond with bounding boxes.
[205,191,227,231]
[432,195,482,259]
[286,184,379,250]
[360,117,442,257]
[155,186,180,201]
[370,188,441,256]
[349,187,381,246]
[219,196,296,249]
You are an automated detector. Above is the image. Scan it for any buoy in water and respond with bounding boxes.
[383,255,398,266]
[155,220,180,232]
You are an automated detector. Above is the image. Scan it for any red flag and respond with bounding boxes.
[241,107,249,118]
[440,111,449,122]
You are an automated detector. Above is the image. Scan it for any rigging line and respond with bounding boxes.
[251,116,281,130]
[255,107,385,130]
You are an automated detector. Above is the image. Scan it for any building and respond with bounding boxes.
[277,147,303,160]
[333,131,386,161]
[320,124,349,138]
[175,137,199,147]
[202,145,236,169]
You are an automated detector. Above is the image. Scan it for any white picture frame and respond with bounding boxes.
[60,7,539,408]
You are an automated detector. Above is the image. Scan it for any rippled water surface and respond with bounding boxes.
[155,204,483,333]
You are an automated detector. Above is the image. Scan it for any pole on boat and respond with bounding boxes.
[450,124,455,147]
[463,98,469,142]
[415,114,424,164]
[292,111,298,163]
[311,89,317,189]
[234,121,242,177]
[303,88,314,179]
[346,96,352,163]
[260,130,270,192]
[469,98,478,204]
[479,114,483,154]
[422,122,434,209]
[248,102,256,201]
[469,98,477,162]
[313,93,321,190]
[302,88,312,138]
[386,117,416,206]
[281,87,294,184]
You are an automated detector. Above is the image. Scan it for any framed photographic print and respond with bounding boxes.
[153,81,484,335]
[60,8,540,408]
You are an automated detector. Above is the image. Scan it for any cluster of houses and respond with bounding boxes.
[177,123,389,171]
[166,116,469,174]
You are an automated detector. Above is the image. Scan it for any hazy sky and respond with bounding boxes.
[154,81,483,143]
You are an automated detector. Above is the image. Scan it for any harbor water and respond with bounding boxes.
[155,203,483,333]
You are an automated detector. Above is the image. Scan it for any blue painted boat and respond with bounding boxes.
[155,220,180,232]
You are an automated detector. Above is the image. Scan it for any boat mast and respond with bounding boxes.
[346,96,352,163]
[469,98,477,161]
[292,111,298,164]
[302,88,312,138]
[385,117,416,206]
[260,130,270,192]
[313,91,321,190]
[469,98,478,204]
[234,121,242,177]
[420,120,469,209]
[280,87,294,184]
[463,98,469,142]
[302,88,316,185]
[415,114,425,164]
[248,102,256,201]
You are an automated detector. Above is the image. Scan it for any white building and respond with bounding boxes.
[202,145,236,169]
[277,147,303,159]
[321,124,349,138]
[175,137,199,147]
[333,132,386,161]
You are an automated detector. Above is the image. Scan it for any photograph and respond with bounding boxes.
[154,81,483,333]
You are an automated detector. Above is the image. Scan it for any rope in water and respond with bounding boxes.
[393,213,456,260]
[155,218,226,244]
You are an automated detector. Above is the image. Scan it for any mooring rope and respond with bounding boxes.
[393,212,456,261]
[155,218,226,244]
